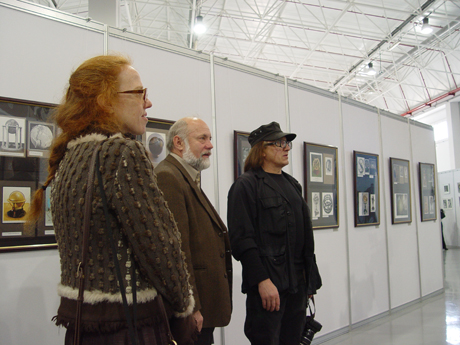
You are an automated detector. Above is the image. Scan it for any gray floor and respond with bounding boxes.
[316,248,460,345]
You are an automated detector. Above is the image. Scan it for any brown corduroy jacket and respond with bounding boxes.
[155,154,232,328]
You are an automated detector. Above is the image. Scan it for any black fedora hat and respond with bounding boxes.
[248,121,296,147]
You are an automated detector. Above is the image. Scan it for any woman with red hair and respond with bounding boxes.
[27,55,195,344]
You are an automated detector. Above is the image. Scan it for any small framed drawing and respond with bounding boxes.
[390,157,412,224]
[444,184,450,194]
[27,121,55,158]
[234,131,251,180]
[0,180,57,252]
[353,151,380,227]
[142,118,174,168]
[304,142,338,229]
[419,162,436,222]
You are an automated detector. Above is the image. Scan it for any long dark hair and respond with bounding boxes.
[244,141,266,172]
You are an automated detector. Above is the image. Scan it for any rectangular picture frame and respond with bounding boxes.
[234,131,251,180]
[419,162,436,222]
[0,97,57,252]
[390,157,412,224]
[304,142,339,229]
[353,151,380,227]
[0,180,56,252]
[142,118,174,168]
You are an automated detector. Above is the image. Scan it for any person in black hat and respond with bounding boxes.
[227,121,322,345]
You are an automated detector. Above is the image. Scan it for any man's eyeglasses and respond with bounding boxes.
[117,88,148,102]
[265,140,292,149]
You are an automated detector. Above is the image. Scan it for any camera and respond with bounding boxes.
[299,315,322,345]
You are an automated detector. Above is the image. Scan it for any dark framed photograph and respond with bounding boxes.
[304,142,339,229]
[142,118,174,168]
[390,157,412,224]
[353,151,380,227]
[234,131,251,180]
[0,97,57,252]
[419,162,436,222]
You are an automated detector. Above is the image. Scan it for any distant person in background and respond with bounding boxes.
[441,208,448,250]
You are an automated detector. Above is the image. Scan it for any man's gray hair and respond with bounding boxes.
[166,117,194,151]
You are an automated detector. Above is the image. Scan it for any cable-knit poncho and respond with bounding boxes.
[52,133,194,332]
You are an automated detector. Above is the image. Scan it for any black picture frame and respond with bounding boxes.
[234,131,251,180]
[304,142,339,229]
[353,151,380,227]
[419,162,436,222]
[390,157,412,224]
[0,97,57,253]
[142,118,174,168]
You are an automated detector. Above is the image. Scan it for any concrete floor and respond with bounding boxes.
[316,248,460,345]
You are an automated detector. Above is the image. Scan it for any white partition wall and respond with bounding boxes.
[0,1,105,103]
[288,86,350,336]
[0,2,444,345]
[410,123,444,296]
[380,115,421,309]
[341,103,391,325]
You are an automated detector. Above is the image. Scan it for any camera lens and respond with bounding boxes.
[299,329,315,345]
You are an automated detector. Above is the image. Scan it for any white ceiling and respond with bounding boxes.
[27,0,460,116]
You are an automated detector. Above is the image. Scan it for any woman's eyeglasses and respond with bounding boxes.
[117,88,148,101]
[265,140,292,149]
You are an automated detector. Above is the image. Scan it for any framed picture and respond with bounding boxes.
[390,157,412,224]
[353,151,380,227]
[419,162,436,221]
[27,120,55,158]
[304,142,338,229]
[142,118,174,168]
[234,131,251,180]
[444,184,450,194]
[0,97,57,252]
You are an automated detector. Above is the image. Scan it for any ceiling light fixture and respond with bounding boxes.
[193,15,206,35]
[388,40,400,51]
[421,17,433,34]
[367,62,377,76]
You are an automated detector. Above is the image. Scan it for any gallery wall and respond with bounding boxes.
[0,1,444,345]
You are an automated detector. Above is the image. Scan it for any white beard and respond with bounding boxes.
[183,139,211,171]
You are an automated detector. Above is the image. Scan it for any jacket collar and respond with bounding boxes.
[165,155,224,230]
[67,133,123,150]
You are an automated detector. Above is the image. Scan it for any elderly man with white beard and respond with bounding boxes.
[155,117,233,345]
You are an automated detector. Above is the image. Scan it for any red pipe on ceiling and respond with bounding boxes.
[400,86,460,117]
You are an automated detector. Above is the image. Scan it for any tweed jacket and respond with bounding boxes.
[155,154,232,328]
[51,134,194,332]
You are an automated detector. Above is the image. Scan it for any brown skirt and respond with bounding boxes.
[64,324,171,345]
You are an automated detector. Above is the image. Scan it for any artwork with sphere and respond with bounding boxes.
[29,123,53,150]
[2,186,31,224]
[146,132,167,166]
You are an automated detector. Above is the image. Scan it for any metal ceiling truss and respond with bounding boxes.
[24,0,460,116]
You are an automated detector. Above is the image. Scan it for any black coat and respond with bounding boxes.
[227,167,321,294]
